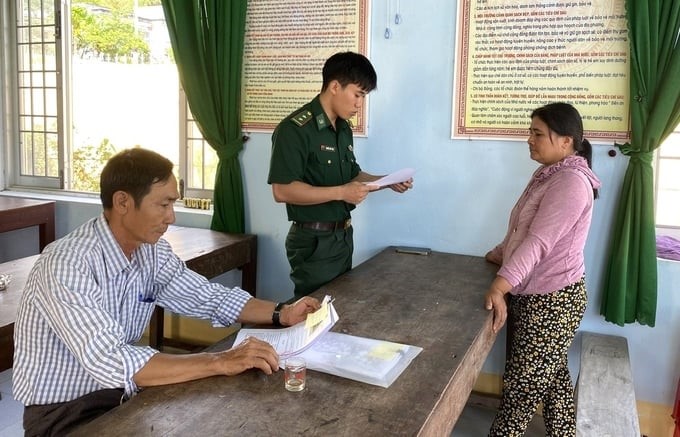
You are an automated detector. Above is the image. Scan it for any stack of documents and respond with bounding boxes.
[234,296,422,388]
[234,295,339,359]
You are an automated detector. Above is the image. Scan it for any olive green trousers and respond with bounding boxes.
[285,224,353,299]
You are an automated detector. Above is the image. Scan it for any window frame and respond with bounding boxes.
[12,0,63,189]
[3,0,215,200]
[654,125,680,236]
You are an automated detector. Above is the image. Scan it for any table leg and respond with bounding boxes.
[149,307,164,350]
[0,325,14,371]
[37,203,56,251]
[241,240,257,296]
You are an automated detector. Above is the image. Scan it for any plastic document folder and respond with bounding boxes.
[297,332,423,388]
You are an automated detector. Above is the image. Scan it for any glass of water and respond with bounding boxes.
[284,356,306,392]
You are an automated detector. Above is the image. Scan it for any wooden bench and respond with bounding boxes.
[576,332,640,437]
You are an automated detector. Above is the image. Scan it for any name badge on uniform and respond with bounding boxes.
[320,145,335,152]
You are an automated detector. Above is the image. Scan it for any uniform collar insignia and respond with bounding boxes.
[292,110,312,127]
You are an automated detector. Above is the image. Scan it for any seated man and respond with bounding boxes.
[12,148,320,436]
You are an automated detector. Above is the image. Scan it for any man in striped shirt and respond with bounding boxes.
[13,148,320,436]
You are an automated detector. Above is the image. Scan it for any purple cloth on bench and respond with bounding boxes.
[657,235,680,261]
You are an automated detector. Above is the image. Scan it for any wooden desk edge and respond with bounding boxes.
[0,199,55,250]
[419,313,497,436]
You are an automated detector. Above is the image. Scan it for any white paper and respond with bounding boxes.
[296,332,423,388]
[367,167,415,188]
[233,296,338,359]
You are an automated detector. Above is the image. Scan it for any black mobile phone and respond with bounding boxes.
[395,246,431,255]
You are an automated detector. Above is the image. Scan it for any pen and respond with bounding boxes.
[138,293,155,303]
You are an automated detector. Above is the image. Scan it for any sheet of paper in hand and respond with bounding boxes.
[367,168,415,188]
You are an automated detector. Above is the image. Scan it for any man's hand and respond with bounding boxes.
[387,178,413,193]
[341,181,371,204]
[216,337,280,375]
[134,337,282,387]
[280,296,321,326]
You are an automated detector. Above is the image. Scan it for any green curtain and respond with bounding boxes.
[601,1,680,326]
[161,0,248,233]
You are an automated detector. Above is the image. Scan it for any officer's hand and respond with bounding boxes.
[342,181,371,204]
[388,178,413,193]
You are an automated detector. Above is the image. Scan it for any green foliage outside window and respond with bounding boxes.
[71,139,117,192]
[72,5,150,62]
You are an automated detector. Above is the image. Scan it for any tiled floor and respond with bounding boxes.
[0,369,23,437]
[0,366,545,437]
[452,402,546,436]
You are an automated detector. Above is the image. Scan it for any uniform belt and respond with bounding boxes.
[293,219,352,231]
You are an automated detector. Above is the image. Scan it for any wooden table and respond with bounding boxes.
[0,197,56,252]
[0,226,257,370]
[0,255,39,371]
[151,226,257,350]
[72,247,499,436]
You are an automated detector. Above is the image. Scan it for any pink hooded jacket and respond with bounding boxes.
[488,154,602,295]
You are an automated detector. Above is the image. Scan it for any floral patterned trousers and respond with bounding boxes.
[489,277,587,437]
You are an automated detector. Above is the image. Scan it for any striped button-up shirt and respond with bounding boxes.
[12,214,252,405]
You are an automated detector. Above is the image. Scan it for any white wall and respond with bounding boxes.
[1,0,677,407]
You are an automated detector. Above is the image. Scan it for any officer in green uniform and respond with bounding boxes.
[267,51,413,299]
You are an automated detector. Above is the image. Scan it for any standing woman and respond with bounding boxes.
[484,102,601,436]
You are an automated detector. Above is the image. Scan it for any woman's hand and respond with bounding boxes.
[485,289,508,333]
[484,276,513,333]
[485,249,502,266]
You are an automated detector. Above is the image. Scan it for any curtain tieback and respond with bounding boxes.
[217,142,244,161]
[616,143,653,164]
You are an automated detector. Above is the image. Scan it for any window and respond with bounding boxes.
[8,0,216,199]
[655,125,680,230]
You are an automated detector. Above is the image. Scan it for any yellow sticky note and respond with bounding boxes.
[369,343,402,360]
[305,301,329,329]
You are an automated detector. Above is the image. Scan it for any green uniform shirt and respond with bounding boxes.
[268,95,361,222]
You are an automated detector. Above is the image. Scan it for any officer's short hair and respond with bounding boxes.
[100,148,174,209]
[321,51,377,93]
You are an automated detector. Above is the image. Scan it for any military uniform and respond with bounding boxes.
[268,95,361,298]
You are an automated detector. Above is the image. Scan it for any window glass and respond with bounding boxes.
[69,3,178,191]
[656,130,680,228]
[14,0,216,197]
